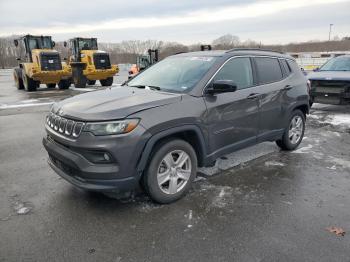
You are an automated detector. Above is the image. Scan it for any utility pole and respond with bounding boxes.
[328,24,334,41]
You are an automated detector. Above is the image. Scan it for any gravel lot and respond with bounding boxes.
[1,69,350,262]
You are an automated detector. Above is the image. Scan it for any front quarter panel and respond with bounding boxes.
[131,94,209,151]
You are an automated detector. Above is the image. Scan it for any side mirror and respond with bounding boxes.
[206,80,237,95]
[63,41,67,47]
[313,67,320,72]
[52,41,55,47]
[14,39,18,47]
[63,57,67,61]
[16,58,21,61]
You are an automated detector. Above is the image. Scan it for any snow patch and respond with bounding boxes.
[329,157,350,170]
[292,144,313,154]
[265,161,285,167]
[13,202,32,215]
[201,183,234,208]
[137,202,162,213]
[328,115,350,127]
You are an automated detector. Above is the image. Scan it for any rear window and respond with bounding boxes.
[255,57,283,84]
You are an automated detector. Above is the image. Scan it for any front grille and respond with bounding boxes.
[40,52,62,71]
[93,53,111,69]
[311,80,350,94]
[46,113,84,138]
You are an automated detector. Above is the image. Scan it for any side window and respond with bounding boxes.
[255,57,283,84]
[213,57,253,90]
[280,59,292,76]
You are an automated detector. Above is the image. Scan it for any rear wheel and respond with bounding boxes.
[87,80,96,85]
[58,79,71,90]
[13,68,24,90]
[46,83,56,88]
[100,77,113,86]
[22,70,38,92]
[142,139,197,204]
[276,109,306,151]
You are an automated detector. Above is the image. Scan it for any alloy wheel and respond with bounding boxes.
[157,150,192,195]
[288,115,303,145]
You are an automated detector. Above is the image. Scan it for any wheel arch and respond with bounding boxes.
[137,125,207,175]
[293,103,309,116]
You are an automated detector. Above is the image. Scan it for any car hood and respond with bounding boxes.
[307,71,350,81]
[52,87,182,121]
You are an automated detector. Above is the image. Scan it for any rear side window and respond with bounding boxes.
[213,57,253,90]
[255,57,283,84]
[280,59,292,76]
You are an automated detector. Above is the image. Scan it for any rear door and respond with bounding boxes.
[204,56,260,157]
[253,57,290,141]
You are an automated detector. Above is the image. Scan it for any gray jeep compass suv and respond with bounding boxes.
[43,49,309,203]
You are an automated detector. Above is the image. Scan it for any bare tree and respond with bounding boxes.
[212,34,240,49]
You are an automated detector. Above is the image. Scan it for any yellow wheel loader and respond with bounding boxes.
[13,35,71,92]
[64,38,118,88]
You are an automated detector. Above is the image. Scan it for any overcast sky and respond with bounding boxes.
[0,0,349,44]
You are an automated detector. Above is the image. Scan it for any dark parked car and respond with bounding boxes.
[43,49,309,203]
[308,55,350,105]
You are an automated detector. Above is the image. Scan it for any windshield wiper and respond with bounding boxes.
[129,85,161,91]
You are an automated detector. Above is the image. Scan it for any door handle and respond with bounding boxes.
[246,93,260,99]
[283,85,292,90]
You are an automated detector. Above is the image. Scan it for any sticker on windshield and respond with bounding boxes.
[188,57,213,62]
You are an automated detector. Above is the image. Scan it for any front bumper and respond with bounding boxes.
[42,124,149,192]
[47,157,136,192]
[84,65,119,80]
[30,69,72,83]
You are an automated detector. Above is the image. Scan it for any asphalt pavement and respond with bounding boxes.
[1,69,350,262]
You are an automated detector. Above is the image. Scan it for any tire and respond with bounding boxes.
[46,83,56,88]
[276,109,306,151]
[22,70,38,92]
[87,80,96,85]
[142,139,197,204]
[58,79,71,90]
[72,67,87,88]
[13,68,24,90]
[100,77,113,86]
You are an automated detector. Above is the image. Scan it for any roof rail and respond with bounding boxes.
[225,48,284,54]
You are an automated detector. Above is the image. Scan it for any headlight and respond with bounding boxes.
[84,119,139,136]
[81,54,85,58]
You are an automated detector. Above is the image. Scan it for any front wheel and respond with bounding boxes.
[143,139,197,204]
[276,109,306,151]
[72,67,87,88]
[100,77,113,86]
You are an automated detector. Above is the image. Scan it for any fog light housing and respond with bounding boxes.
[80,150,114,164]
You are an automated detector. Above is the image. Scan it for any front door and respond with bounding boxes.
[203,57,260,158]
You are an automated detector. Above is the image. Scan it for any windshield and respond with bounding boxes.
[320,56,350,71]
[27,37,52,50]
[78,39,98,50]
[127,56,217,93]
